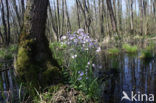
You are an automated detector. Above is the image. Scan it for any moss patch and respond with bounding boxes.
[15,31,61,88]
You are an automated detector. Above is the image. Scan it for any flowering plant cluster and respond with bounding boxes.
[59,29,101,99]
[60,28,101,55]
[50,29,101,100]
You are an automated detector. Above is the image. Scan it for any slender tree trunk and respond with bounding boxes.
[57,0,60,41]
[0,29,4,43]
[20,0,25,30]
[48,4,58,41]
[130,0,134,32]
[65,0,71,32]
[1,0,8,45]
[5,0,10,45]
[118,0,122,31]
[140,0,144,35]
[77,0,88,32]
[106,0,118,33]
[143,0,147,35]
[62,0,65,34]
[99,0,105,40]
[76,0,80,28]
[12,0,21,29]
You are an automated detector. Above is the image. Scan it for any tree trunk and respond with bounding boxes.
[76,0,80,28]
[106,0,117,33]
[0,29,4,43]
[130,0,134,32]
[140,0,144,35]
[15,0,60,88]
[99,0,105,40]
[5,0,10,45]
[1,0,8,45]
[118,0,122,31]
[65,0,71,32]
[62,0,65,34]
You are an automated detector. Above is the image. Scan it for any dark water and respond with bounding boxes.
[0,60,19,103]
[98,52,156,103]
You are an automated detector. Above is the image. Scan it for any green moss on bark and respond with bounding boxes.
[15,0,61,88]
[15,30,61,88]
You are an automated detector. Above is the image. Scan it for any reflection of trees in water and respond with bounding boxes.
[0,60,18,103]
[98,52,156,103]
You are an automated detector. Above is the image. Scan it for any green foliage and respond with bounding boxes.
[0,44,17,59]
[122,44,138,53]
[140,42,155,59]
[50,42,100,102]
[49,42,67,65]
[107,47,120,55]
[33,84,61,103]
[140,50,153,59]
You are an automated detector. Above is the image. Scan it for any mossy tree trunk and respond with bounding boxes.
[15,0,61,88]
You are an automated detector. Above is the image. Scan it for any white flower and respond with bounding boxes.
[74,54,77,58]
[87,62,90,65]
[77,28,84,34]
[60,42,65,47]
[83,41,86,44]
[61,35,66,40]
[85,48,88,51]
[71,55,75,59]
[71,54,77,59]
[92,64,95,67]
[96,47,101,53]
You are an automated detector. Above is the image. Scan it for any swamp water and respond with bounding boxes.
[97,51,156,103]
[0,60,19,103]
[0,51,155,103]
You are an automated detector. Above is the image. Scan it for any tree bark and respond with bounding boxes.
[0,29,4,43]
[106,0,117,33]
[16,0,60,88]
[99,0,105,40]
[62,0,65,34]
[130,0,134,32]
[76,0,80,28]
[5,0,10,45]
[1,0,8,45]
[65,0,71,32]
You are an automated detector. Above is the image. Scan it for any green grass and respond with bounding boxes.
[122,44,138,53]
[140,43,155,59]
[107,47,120,55]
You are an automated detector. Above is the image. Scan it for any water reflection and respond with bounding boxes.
[99,52,156,103]
[0,60,18,103]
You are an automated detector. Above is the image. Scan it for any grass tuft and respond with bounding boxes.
[140,43,155,59]
[122,44,138,53]
[107,47,120,55]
